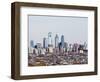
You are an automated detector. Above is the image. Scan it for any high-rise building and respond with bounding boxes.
[64,42,68,49]
[36,43,42,55]
[78,44,84,50]
[59,42,62,49]
[72,43,79,52]
[30,40,34,48]
[48,32,53,47]
[59,42,64,53]
[61,35,64,48]
[64,42,68,52]
[43,38,48,48]
[36,43,42,48]
[55,34,59,48]
[78,44,84,53]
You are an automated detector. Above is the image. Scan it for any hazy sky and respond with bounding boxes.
[28,15,88,47]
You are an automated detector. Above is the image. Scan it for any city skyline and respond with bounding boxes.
[29,32,87,50]
[28,15,88,47]
[29,33,71,48]
[30,32,67,48]
[28,32,88,66]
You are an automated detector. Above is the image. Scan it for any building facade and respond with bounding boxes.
[30,40,34,48]
[43,37,48,48]
[55,34,59,48]
[61,35,64,48]
[48,32,53,47]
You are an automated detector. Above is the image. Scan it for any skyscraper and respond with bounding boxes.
[61,35,64,48]
[59,42,62,49]
[72,43,78,52]
[64,42,68,52]
[43,37,48,48]
[36,43,42,55]
[55,34,59,48]
[48,32,52,47]
[30,40,34,48]
[64,42,68,49]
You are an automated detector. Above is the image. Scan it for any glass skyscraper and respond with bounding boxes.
[61,35,64,48]
[55,34,59,48]
[43,37,48,48]
[30,40,34,48]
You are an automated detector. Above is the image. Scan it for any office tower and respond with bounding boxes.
[59,42,62,49]
[55,34,59,48]
[64,42,68,52]
[59,42,64,53]
[43,37,48,48]
[78,44,84,54]
[78,44,84,50]
[72,43,79,52]
[36,43,42,55]
[29,40,34,53]
[61,35,64,48]
[30,40,34,48]
[36,43,42,48]
[64,42,68,49]
[48,32,53,47]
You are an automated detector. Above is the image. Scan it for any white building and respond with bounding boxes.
[48,32,53,47]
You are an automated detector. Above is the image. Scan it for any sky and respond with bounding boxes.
[28,15,88,47]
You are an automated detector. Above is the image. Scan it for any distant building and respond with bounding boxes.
[55,34,59,48]
[48,32,53,47]
[36,43,42,48]
[64,42,68,52]
[48,47,53,53]
[59,42,64,53]
[83,42,87,50]
[41,48,46,55]
[72,43,79,52]
[59,42,62,49]
[78,44,84,53]
[35,43,42,55]
[28,47,34,54]
[43,38,48,48]
[78,45,84,50]
[34,48,38,55]
[61,35,64,48]
[64,42,68,48]
[68,44,73,52]
[38,49,41,55]
[60,48,64,54]
[30,40,34,48]
[54,48,59,54]
[78,43,88,54]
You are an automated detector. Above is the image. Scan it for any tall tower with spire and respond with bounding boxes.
[55,34,59,48]
[48,32,53,47]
